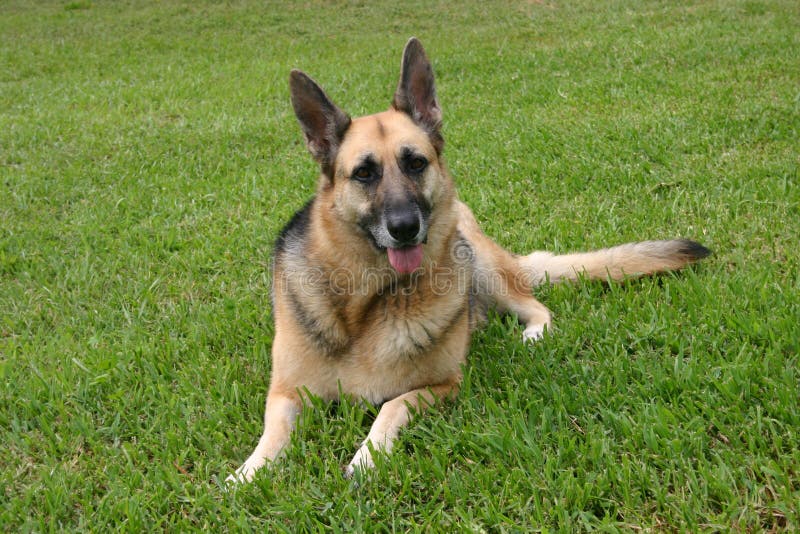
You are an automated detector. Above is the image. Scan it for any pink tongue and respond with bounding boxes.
[387,244,424,274]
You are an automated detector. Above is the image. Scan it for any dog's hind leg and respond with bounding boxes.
[456,201,552,342]
[226,391,301,484]
[479,252,552,342]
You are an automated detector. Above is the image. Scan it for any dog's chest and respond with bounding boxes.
[332,287,469,403]
[351,287,466,362]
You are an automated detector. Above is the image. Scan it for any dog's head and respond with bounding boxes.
[289,38,452,274]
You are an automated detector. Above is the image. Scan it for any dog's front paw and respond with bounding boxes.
[225,456,266,485]
[344,444,375,478]
[522,323,546,343]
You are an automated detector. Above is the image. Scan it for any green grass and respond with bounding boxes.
[2,0,798,530]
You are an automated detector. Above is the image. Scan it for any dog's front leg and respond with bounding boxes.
[345,382,458,477]
[227,391,301,484]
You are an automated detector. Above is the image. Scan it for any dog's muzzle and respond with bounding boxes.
[365,205,428,274]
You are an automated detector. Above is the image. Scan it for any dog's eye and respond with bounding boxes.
[353,166,373,182]
[408,157,428,173]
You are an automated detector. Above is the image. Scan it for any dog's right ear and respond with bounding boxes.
[290,70,351,173]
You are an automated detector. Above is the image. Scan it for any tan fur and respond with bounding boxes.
[227,39,709,483]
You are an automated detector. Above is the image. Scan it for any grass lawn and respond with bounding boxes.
[2,0,799,530]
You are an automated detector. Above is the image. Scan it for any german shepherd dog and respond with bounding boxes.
[227,38,710,483]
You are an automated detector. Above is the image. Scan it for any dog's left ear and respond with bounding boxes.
[392,38,443,152]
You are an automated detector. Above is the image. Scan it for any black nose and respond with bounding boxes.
[386,209,420,243]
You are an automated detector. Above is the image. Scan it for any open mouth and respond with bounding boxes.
[387,244,424,274]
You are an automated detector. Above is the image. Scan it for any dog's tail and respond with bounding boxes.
[518,239,711,287]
